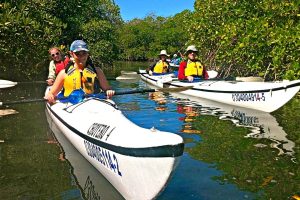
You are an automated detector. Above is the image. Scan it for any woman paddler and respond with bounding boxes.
[44,40,115,103]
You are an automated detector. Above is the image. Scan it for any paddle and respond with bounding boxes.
[0,86,193,106]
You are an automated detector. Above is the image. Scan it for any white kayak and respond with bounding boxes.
[45,88,184,200]
[0,79,17,88]
[139,70,300,112]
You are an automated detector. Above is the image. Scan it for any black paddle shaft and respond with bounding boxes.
[115,89,155,95]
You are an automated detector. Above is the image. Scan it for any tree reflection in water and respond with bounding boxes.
[170,94,299,200]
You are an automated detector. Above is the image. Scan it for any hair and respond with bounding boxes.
[48,47,64,61]
[48,47,61,54]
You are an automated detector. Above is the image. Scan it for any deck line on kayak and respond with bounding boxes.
[167,81,300,93]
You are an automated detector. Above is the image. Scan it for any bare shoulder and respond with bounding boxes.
[94,67,104,73]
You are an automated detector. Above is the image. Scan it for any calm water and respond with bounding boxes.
[0,62,299,200]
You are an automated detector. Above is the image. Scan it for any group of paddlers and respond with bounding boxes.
[45,42,207,103]
[148,45,209,82]
[44,40,115,103]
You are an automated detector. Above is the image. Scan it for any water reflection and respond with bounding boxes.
[0,109,18,117]
[171,93,295,157]
[45,110,124,200]
[144,86,295,157]
[149,92,168,111]
[143,90,299,199]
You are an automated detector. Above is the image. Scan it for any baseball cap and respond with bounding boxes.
[70,40,89,52]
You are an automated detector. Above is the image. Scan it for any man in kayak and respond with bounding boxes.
[45,40,115,103]
[47,47,70,86]
[178,45,208,82]
[148,50,171,75]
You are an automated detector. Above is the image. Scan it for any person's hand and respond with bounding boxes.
[187,76,194,82]
[44,92,56,104]
[106,90,115,99]
[149,70,153,75]
[46,78,54,86]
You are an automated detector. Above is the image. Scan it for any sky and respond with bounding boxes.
[114,0,195,21]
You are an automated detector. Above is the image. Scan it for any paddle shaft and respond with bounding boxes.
[114,86,193,95]
[0,98,46,106]
[115,89,157,95]
[0,86,192,106]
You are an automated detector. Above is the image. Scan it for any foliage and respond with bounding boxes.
[117,11,191,61]
[0,0,121,80]
[190,0,300,80]
[1,0,299,81]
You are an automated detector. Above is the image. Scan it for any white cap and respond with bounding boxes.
[173,54,177,57]
[185,45,198,54]
[158,50,169,56]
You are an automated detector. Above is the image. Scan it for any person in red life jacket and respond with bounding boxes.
[148,50,171,75]
[178,45,208,82]
[47,47,70,85]
[44,40,115,103]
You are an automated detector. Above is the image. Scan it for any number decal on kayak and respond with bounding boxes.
[232,93,266,102]
[113,154,122,176]
[84,140,122,177]
[87,123,114,140]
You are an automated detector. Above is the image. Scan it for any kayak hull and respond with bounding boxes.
[140,70,300,112]
[0,80,17,88]
[46,94,183,200]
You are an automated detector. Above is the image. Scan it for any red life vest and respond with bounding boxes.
[55,56,70,75]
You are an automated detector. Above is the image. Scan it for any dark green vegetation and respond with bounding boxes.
[117,11,191,61]
[1,0,121,79]
[1,0,299,80]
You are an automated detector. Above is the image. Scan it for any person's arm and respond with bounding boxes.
[44,70,65,103]
[95,67,115,98]
[148,62,156,74]
[166,61,172,72]
[203,66,209,80]
[64,56,70,64]
[178,61,187,80]
[47,61,56,85]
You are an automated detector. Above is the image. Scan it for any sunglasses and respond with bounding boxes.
[51,52,59,57]
[74,51,88,56]
[187,51,196,55]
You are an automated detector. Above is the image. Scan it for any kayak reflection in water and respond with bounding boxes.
[44,40,115,103]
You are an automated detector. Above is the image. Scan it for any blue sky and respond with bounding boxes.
[114,0,195,21]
